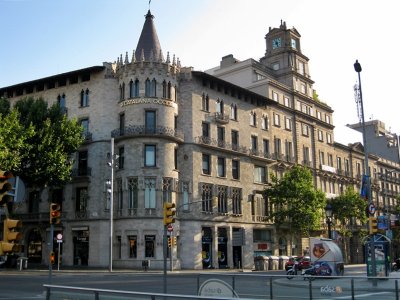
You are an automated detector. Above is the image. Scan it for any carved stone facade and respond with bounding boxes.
[1,12,399,269]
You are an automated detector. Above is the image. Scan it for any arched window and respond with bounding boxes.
[80,89,89,107]
[134,79,139,97]
[145,78,151,97]
[162,80,167,98]
[167,81,172,99]
[151,78,157,97]
[119,83,125,101]
[230,104,237,120]
[216,98,224,114]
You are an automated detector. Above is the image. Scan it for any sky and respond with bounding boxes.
[1,0,399,146]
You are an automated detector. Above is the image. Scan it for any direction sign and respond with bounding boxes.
[368,203,376,215]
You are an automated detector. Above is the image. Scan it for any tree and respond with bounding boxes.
[3,97,84,188]
[329,186,368,262]
[0,103,34,171]
[264,165,326,245]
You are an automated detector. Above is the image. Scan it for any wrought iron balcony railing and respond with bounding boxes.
[111,125,184,142]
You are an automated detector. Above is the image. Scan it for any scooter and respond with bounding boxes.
[286,261,299,279]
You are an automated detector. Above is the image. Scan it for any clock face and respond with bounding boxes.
[272,37,281,49]
[291,38,297,49]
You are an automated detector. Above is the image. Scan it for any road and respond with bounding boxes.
[0,265,397,299]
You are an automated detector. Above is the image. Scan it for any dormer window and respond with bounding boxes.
[291,38,297,49]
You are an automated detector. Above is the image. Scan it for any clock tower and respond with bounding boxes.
[260,20,314,93]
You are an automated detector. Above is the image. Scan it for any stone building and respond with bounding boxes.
[1,10,399,268]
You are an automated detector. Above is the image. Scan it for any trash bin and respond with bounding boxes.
[279,256,289,270]
[142,260,150,271]
[262,256,269,270]
[17,257,28,271]
[270,256,279,270]
[254,256,263,271]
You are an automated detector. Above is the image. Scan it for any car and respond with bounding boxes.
[285,256,311,271]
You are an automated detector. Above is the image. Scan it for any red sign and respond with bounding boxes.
[167,225,173,232]
[258,243,269,250]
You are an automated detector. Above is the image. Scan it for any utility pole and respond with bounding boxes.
[354,60,377,284]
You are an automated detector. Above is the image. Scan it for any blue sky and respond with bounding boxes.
[1,0,399,146]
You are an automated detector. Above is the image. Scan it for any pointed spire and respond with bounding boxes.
[166,51,170,64]
[172,54,176,66]
[140,49,145,62]
[124,52,129,64]
[131,50,136,63]
[159,49,164,62]
[120,54,123,65]
[135,10,162,62]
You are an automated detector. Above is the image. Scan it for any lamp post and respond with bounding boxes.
[325,203,333,239]
[354,60,377,282]
[107,137,116,272]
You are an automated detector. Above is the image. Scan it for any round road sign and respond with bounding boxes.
[167,225,173,232]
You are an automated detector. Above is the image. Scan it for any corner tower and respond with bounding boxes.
[260,21,315,97]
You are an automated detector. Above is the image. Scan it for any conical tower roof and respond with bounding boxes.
[135,10,162,61]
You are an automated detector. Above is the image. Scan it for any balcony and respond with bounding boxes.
[194,136,248,154]
[71,167,92,177]
[111,125,184,143]
[214,112,229,124]
[82,131,92,142]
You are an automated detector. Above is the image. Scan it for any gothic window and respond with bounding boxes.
[217,185,228,213]
[201,183,213,212]
[145,78,151,97]
[144,177,156,208]
[202,93,209,111]
[162,177,173,203]
[162,80,167,98]
[80,89,89,107]
[76,187,88,212]
[128,177,138,212]
[232,187,242,215]
[151,78,157,97]
[167,81,172,99]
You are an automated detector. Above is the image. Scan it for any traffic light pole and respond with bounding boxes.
[48,224,54,284]
[163,225,167,294]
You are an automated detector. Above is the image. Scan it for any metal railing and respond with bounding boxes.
[43,273,400,300]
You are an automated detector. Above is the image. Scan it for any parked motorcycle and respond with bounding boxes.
[286,261,299,279]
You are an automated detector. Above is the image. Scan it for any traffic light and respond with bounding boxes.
[172,236,177,246]
[50,251,56,265]
[50,203,61,224]
[167,237,172,248]
[163,202,176,226]
[0,171,13,206]
[1,218,22,254]
[369,216,378,234]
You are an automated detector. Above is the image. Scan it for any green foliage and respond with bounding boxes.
[264,165,326,235]
[0,97,10,115]
[0,109,34,171]
[330,186,367,226]
[1,96,83,188]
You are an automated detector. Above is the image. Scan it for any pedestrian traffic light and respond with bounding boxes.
[0,170,13,206]
[50,203,61,224]
[163,202,176,226]
[369,216,378,234]
[50,251,56,265]
[1,218,22,254]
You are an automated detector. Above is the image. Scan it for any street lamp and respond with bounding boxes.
[354,59,377,282]
[325,203,333,239]
[106,137,119,272]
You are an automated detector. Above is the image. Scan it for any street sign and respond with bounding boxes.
[56,233,63,242]
[167,225,173,232]
[368,203,376,215]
